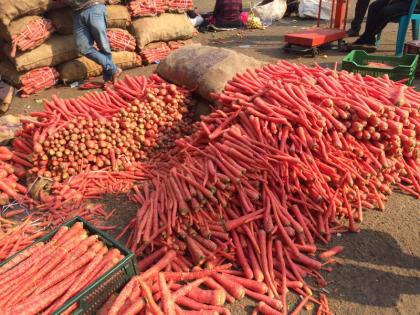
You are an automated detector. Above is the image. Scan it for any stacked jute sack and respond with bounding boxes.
[49,4,143,83]
[0,1,142,92]
[0,0,196,91]
[127,0,196,64]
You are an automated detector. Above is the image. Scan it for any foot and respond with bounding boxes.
[112,68,122,84]
[346,29,360,37]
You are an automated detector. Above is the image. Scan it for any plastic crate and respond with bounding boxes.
[342,50,419,85]
[0,216,138,315]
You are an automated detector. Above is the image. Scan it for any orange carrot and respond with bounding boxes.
[159,273,176,315]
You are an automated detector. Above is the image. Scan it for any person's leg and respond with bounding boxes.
[86,4,118,81]
[73,10,97,64]
[349,0,371,34]
[356,0,411,44]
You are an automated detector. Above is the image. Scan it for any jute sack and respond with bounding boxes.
[107,5,131,29]
[4,35,78,72]
[47,5,130,35]
[0,84,14,115]
[47,8,74,35]
[157,44,264,100]
[0,16,43,42]
[0,60,22,87]
[0,0,65,26]
[58,51,142,83]
[130,13,195,49]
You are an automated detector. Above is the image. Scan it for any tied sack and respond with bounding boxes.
[58,51,142,83]
[0,0,65,27]
[0,16,46,42]
[48,5,131,35]
[130,13,195,49]
[157,44,264,100]
[3,35,78,72]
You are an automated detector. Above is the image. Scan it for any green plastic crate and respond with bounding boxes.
[342,50,419,85]
[0,216,138,315]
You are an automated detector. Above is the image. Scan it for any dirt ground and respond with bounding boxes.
[6,1,420,314]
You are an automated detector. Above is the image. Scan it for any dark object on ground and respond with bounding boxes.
[285,0,300,17]
[346,29,360,37]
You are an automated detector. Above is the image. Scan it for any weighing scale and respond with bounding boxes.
[284,0,350,56]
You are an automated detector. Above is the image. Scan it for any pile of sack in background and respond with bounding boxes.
[0,0,196,96]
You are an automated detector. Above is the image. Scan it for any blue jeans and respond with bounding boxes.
[73,4,117,81]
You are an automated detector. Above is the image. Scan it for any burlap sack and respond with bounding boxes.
[107,5,131,29]
[0,60,22,87]
[0,0,65,27]
[0,84,14,114]
[0,16,43,42]
[157,45,264,100]
[58,51,142,83]
[47,8,74,35]
[130,13,195,49]
[4,35,78,72]
[0,115,29,143]
[47,5,130,35]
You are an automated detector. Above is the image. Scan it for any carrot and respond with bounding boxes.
[231,230,253,280]
[10,270,79,315]
[257,301,283,315]
[140,250,177,280]
[224,208,265,231]
[222,273,268,294]
[163,264,231,281]
[176,296,231,315]
[212,273,245,300]
[187,287,227,306]
[0,242,44,275]
[138,247,168,271]
[159,273,176,315]
[319,246,344,260]
[139,280,164,315]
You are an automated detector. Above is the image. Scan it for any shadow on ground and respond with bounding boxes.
[330,229,420,308]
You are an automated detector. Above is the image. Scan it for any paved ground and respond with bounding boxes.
[6,1,420,314]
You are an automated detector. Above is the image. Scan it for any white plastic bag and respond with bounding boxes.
[188,14,204,27]
[252,0,287,25]
[298,0,332,20]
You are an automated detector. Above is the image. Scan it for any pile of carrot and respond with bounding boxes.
[128,0,168,17]
[100,249,234,314]
[13,75,195,181]
[0,146,28,205]
[0,221,124,315]
[0,216,47,261]
[104,61,419,314]
[167,39,193,50]
[141,40,193,64]
[141,43,172,64]
[107,29,137,52]
[10,18,54,58]
[167,0,194,12]
[1,60,418,314]
[19,67,60,96]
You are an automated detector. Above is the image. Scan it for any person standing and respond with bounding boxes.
[212,0,243,28]
[67,0,122,83]
[347,0,372,36]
